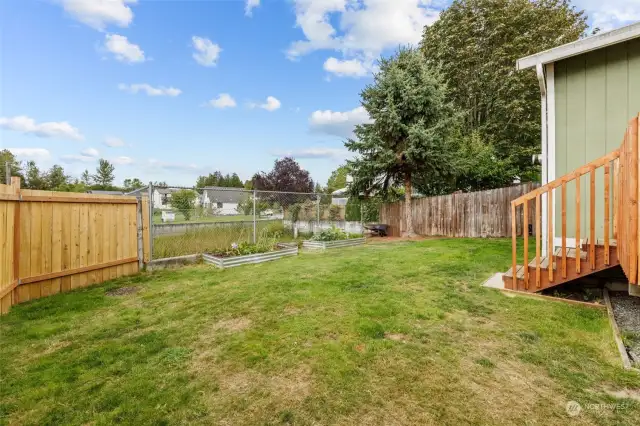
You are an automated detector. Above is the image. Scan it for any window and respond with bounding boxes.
[217,202,223,208]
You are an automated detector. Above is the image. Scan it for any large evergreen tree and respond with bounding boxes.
[346,47,458,236]
[421,0,587,179]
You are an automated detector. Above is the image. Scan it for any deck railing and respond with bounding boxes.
[510,114,639,290]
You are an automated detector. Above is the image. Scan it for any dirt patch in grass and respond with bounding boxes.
[384,332,409,342]
[105,286,140,296]
[212,317,252,332]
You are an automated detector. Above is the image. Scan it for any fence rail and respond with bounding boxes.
[379,183,539,238]
[0,179,151,315]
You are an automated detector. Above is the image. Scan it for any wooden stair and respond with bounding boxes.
[503,239,619,292]
[505,114,640,294]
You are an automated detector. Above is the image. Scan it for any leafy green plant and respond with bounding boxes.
[311,226,348,242]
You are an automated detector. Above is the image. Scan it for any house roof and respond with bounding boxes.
[517,21,640,70]
[124,187,148,196]
[156,187,181,195]
[203,187,249,204]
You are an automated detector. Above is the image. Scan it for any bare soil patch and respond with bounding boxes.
[212,317,252,332]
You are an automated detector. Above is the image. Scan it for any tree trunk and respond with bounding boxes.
[402,173,416,237]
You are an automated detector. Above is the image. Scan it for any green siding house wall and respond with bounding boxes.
[554,39,640,240]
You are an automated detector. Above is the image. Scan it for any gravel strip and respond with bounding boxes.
[610,291,640,365]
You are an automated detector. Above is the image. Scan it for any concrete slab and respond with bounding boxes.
[482,272,505,289]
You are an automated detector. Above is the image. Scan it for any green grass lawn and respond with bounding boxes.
[153,213,256,224]
[1,239,639,425]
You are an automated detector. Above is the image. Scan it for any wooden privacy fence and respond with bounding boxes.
[0,179,151,314]
[379,183,539,238]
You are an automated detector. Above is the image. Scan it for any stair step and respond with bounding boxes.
[553,247,588,260]
[528,256,556,269]
[583,238,617,247]
[504,265,528,279]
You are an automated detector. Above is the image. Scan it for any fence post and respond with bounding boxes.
[253,190,257,244]
[148,182,154,265]
[136,195,144,271]
[316,195,320,234]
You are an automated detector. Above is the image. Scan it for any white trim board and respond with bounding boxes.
[517,21,640,70]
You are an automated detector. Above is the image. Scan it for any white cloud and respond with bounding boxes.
[287,0,439,61]
[192,36,221,67]
[0,115,84,141]
[245,0,260,17]
[207,93,237,109]
[250,96,281,111]
[309,106,372,138]
[118,83,182,96]
[323,57,374,78]
[61,0,136,30]
[8,148,51,160]
[81,147,100,157]
[104,136,126,147]
[574,0,640,31]
[113,156,134,165]
[104,34,145,63]
[273,147,349,160]
[61,154,96,163]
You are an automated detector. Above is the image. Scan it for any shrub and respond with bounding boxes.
[328,205,341,221]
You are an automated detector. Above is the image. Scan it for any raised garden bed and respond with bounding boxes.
[202,243,298,269]
[302,237,366,250]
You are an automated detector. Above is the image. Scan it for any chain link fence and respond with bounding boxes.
[143,184,366,260]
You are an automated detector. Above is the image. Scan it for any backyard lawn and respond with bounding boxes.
[1,239,639,425]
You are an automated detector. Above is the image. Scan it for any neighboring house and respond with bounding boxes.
[517,21,640,249]
[503,22,640,295]
[331,188,349,206]
[86,190,124,195]
[201,187,249,215]
[124,186,200,210]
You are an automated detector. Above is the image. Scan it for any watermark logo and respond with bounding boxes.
[566,401,582,417]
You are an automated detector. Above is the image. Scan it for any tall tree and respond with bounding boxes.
[81,169,93,186]
[170,189,197,221]
[346,47,458,237]
[252,157,314,193]
[326,164,350,194]
[0,149,23,184]
[123,178,145,191]
[92,159,116,189]
[421,0,587,177]
[24,161,46,190]
[45,165,70,190]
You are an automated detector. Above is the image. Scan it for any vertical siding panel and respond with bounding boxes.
[629,39,640,119]
[555,61,568,239]
[585,50,607,240]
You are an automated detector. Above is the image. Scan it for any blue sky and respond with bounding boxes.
[1,0,637,187]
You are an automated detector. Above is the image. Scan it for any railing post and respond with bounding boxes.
[590,167,596,270]
[547,190,553,282]
[604,163,610,265]
[575,176,581,274]
[562,182,567,278]
[511,202,517,290]
[632,114,639,284]
[535,194,541,288]
[523,199,529,289]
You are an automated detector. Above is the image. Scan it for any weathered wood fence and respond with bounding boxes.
[0,179,151,314]
[379,183,539,238]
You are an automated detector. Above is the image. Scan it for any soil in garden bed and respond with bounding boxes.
[609,291,640,366]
